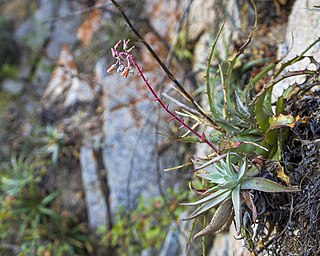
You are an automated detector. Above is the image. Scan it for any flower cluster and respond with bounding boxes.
[107,39,220,154]
[106,39,135,78]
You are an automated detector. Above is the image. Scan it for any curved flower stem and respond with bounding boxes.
[128,55,220,155]
[110,0,220,129]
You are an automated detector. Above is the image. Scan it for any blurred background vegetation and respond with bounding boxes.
[0,0,319,255]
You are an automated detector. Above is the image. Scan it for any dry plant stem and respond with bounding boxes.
[128,55,220,155]
[257,197,295,254]
[110,0,219,128]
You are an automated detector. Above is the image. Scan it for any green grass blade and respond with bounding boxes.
[206,23,225,117]
[186,218,197,252]
[273,37,320,78]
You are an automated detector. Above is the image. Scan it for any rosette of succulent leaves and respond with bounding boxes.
[180,30,319,239]
[182,152,299,239]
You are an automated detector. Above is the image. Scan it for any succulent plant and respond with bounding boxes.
[105,9,319,245]
[181,152,299,239]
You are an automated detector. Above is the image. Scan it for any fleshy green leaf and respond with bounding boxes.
[275,96,284,116]
[268,114,299,130]
[214,164,229,177]
[225,152,237,178]
[183,191,231,220]
[203,185,220,194]
[235,91,250,120]
[254,87,273,133]
[237,155,247,181]
[206,23,225,116]
[213,118,241,133]
[241,177,300,192]
[197,173,222,181]
[41,190,61,205]
[232,184,241,233]
[180,188,229,206]
[193,198,232,239]
[218,180,237,189]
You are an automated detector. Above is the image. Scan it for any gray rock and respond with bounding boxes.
[102,72,181,213]
[208,234,229,256]
[159,223,185,256]
[273,0,320,98]
[15,0,81,87]
[80,145,108,230]
[64,77,94,107]
[16,0,81,59]
[284,0,320,60]
[42,44,104,230]
[1,79,23,94]
[42,44,94,107]
[208,227,249,256]
[46,1,81,59]
[190,0,238,66]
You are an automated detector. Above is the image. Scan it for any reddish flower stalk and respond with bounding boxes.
[107,40,220,155]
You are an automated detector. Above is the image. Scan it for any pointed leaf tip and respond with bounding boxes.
[241,177,300,192]
[193,198,232,239]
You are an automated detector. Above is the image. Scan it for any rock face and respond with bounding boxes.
[42,44,106,230]
[190,0,239,66]
[100,1,196,253]
[283,0,320,60]
[274,0,320,98]
[80,146,108,229]
[101,64,185,214]
[6,0,319,254]
[15,0,81,88]
[159,223,185,256]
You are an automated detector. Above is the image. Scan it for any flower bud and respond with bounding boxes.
[121,67,130,78]
[114,40,122,50]
[107,64,116,73]
[117,65,125,73]
[123,39,130,50]
[111,48,116,57]
[126,46,135,53]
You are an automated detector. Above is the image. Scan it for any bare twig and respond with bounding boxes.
[257,197,295,254]
[162,92,198,115]
[154,0,195,206]
[193,154,227,171]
